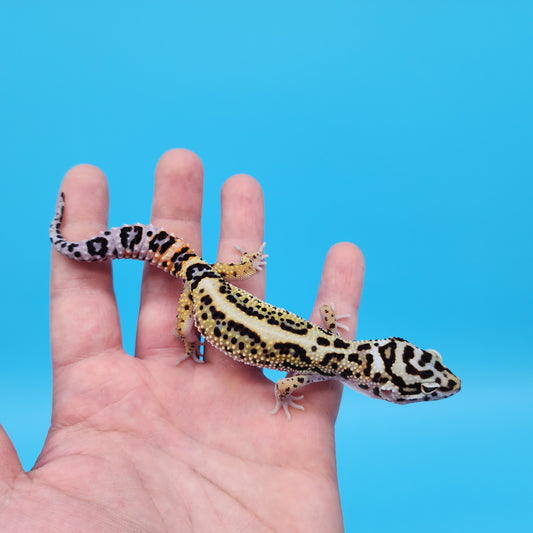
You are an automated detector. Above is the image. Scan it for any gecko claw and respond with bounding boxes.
[271,395,305,420]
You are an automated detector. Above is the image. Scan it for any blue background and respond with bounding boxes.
[1,2,532,531]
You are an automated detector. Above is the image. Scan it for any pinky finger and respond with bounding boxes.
[310,242,365,339]
[307,242,365,419]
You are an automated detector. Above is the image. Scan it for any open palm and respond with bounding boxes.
[0,150,364,532]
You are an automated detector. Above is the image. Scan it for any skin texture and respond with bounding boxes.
[0,149,365,532]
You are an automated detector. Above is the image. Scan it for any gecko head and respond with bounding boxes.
[377,342,461,404]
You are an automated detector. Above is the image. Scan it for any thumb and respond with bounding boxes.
[0,424,23,482]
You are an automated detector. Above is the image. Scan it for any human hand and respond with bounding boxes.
[0,149,364,532]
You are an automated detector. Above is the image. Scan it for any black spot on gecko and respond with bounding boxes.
[334,338,350,349]
[402,344,415,364]
[280,322,309,335]
[227,320,261,344]
[132,226,144,246]
[363,353,373,376]
[420,351,432,365]
[348,353,361,363]
[120,226,144,250]
[273,342,311,365]
[170,248,195,265]
[235,302,267,320]
[378,340,408,389]
[148,230,169,252]
[158,235,177,255]
[209,306,225,321]
[434,361,445,372]
[320,352,345,367]
[441,379,459,392]
[86,236,108,258]
[390,374,408,388]
[317,337,330,346]
[403,345,434,379]
[120,227,132,248]
[357,343,371,351]
[186,263,220,289]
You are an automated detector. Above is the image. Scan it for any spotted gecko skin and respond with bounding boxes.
[50,193,461,419]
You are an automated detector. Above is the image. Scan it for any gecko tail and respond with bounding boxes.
[49,192,159,263]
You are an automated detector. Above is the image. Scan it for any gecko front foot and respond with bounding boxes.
[319,303,350,334]
[234,242,268,271]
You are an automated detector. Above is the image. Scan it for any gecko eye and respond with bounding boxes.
[421,382,439,394]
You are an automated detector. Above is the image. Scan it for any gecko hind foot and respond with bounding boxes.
[174,341,205,366]
[270,394,305,420]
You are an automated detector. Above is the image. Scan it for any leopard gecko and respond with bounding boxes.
[50,193,461,419]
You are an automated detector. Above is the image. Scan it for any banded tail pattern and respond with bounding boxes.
[49,192,204,281]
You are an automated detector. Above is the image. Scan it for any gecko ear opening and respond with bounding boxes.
[379,385,396,401]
